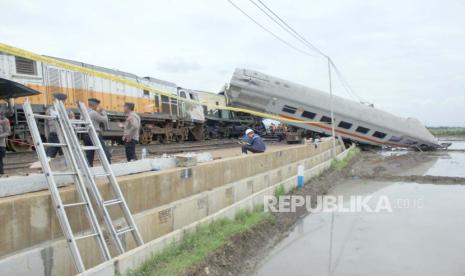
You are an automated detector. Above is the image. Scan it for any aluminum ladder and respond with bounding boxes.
[23,99,111,273]
[62,100,144,254]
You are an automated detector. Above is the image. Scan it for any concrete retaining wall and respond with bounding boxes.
[0,140,343,275]
[81,145,353,276]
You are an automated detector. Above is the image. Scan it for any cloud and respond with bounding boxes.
[0,0,464,126]
[156,58,201,74]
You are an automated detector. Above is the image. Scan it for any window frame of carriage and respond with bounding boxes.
[373,131,387,139]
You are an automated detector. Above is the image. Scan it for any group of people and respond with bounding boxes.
[45,92,141,167]
[0,93,269,175]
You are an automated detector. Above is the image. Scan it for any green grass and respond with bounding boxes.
[331,147,360,171]
[126,210,273,276]
[274,184,285,198]
[427,127,465,137]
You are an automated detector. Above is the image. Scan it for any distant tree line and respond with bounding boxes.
[427,127,465,137]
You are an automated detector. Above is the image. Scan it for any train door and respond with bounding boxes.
[187,91,205,122]
[178,89,187,119]
[154,94,160,113]
[161,95,171,115]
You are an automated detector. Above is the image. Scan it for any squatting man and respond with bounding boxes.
[240,128,266,154]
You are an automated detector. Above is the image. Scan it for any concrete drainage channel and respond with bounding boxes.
[0,139,348,276]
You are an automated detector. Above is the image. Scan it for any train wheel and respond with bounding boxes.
[140,128,153,144]
[7,133,33,152]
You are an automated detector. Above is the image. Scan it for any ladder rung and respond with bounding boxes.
[75,232,99,241]
[53,171,77,176]
[43,142,67,147]
[34,114,56,119]
[103,199,122,206]
[70,120,89,125]
[94,172,111,178]
[81,146,99,150]
[116,226,134,236]
[63,202,88,208]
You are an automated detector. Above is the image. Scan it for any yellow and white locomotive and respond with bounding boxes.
[0,53,205,151]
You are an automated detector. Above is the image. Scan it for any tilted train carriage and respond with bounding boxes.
[0,53,205,151]
[225,68,441,150]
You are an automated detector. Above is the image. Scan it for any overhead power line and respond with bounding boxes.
[228,0,365,103]
[254,0,326,57]
[253,0,363,102]
[225,0,317,58]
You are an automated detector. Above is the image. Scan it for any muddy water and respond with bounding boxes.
[442,140,465,150]
[425,152,465,178]
[256,181,465,276]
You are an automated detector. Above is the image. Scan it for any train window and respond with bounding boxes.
[143,90,150,97]
[338,121,352,129]
[320,116,332,124]
[15,56,37,75]
[189,93,195,100]
[389,136,402,142]
[355,126,370,134]
[373,131,387,139]
[180,91,186,98]
[282,105,297,114]
[302,110,316,119]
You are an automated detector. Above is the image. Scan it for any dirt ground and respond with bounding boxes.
[185,148,465,275]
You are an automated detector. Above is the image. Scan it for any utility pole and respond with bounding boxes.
[327,57,336,157]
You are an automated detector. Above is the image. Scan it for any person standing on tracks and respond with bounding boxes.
[84,98,111,166]
[122,102,140,162]
[44,93,75,158]
[241,128,266,154]
[0,110,11,175]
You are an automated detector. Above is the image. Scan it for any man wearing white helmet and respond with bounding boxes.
[241,128,266,154]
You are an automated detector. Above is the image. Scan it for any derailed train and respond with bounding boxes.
[0,52,440,151]
[225,68,441,150]
[0,53,263,151]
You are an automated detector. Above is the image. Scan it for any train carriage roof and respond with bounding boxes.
[0,78,41,99]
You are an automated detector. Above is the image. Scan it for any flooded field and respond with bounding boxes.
[425,152,465,178]
[256,142,465,276]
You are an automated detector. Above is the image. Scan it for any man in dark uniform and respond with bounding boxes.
[241,128,266,154]
[84,98,111,166]
[0,109,11,175]
[44,93,74,158]
[122,102,140,162]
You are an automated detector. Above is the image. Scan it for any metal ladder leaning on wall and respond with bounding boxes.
[23,99,144,273]
[24,99,110,273]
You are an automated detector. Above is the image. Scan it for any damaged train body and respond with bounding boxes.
[226,68,441,150]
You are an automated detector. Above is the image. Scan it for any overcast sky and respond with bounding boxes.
[1,0,464,126]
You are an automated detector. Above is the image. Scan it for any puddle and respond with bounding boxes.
[378,149,409,157]
[256,180,465,276]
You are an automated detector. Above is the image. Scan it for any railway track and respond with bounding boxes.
[3,139,247,175]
